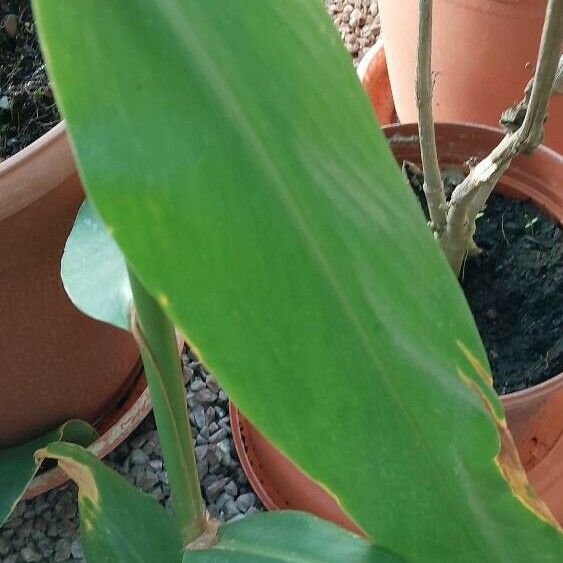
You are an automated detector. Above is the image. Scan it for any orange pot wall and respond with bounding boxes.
[378,0,563,153]
[0,125,140,447]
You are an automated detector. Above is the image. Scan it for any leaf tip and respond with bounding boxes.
[36,445,100,504]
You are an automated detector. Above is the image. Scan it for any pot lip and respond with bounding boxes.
[501,371,563,405]
[0,121,73,222]
[356,38,384,84]
[382,120,563,164]
[228,403,279,512]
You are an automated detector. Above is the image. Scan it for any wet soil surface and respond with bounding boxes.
[0,0,60,159]
[405,163,563,394]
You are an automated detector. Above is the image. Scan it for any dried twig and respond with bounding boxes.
[439,0,563,274]
[415,0,447,235]
[554,55,563,94]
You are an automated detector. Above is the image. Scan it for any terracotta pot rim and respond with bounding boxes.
[229,404,278,512]
[0,121,71,221]
[502,371,563,406]
[356,39,384,84]
[381,120,563,163]
[0,121,65,170]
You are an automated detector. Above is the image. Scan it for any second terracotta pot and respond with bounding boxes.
[377,0,563,153]
[231,122,563,531]
[0,123,140,447]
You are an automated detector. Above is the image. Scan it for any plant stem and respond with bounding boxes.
[554,55,563,94]
[416,0,447,235]
[441,0,563,275]
[127,267,205,545]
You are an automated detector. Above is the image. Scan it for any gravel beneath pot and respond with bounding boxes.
[1,3,380,561]
[325,0,380,62]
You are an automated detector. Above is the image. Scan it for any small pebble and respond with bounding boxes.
[224,479,237,495]
[195,388,218,404]
[131,448,150,466]
[205,478,225,502]
[190,378,206,392]
[236,493,257,513]
[223,500,241,520]
[20,546,41,562]
[54,538,72,562]
[70,538,84,559]
[192,404,206,429]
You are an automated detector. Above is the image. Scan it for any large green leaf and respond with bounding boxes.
[0,420,96,526]
[62,199,132,331]
[185,511,403,562]
[37,442,183,563]
[35,1,563,561]
[40,442,401,563]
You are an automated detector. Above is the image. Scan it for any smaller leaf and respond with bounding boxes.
[37,442,183,563]
[0,420,96,526]
[185,511,404,562]
[61,199,132,331]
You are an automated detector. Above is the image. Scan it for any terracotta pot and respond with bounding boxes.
[355,40,396,126]
[25,362,149,498]
[0,122,140,448]
[26,332,185,498]
[358,49,563,474]
[377,0,563,153]
[230,122,563,529]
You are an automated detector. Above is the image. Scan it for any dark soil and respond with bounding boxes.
[405,162,563,394]
[463,194,563,394]
[0,0,60,159]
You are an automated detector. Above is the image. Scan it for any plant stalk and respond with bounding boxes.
[441,0,563,275]
[127,267,205,545]
[416,0,447,235]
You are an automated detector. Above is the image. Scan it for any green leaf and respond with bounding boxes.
[35,1,563,561]
[37,442,183,563]
[62,199,132,331]
[0,420,96,526]
[40,443,400,563]
[184,511,403,562]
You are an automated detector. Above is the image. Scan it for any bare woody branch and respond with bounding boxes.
[416,0,447,235]
[441,0,563,275]
[554,55,563,94]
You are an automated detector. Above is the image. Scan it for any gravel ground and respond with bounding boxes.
[1,3,380,561]
[326,0,380,63]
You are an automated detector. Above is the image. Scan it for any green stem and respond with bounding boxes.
[127,267,205,545]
